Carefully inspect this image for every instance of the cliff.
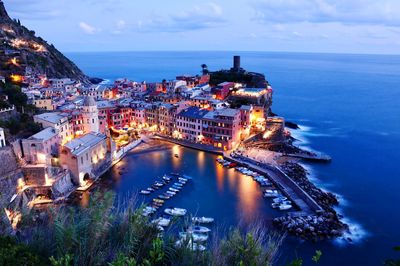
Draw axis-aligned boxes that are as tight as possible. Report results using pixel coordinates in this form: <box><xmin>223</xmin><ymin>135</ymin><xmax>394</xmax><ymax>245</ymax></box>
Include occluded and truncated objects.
<box><xmin>0</xmin><ymin>1</ymin><xmax>90</xmax><ymax>84</ymax></box>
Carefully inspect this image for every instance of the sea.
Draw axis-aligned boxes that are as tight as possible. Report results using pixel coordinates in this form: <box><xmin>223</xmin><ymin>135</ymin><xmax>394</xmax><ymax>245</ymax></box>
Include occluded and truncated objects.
<box><xmin>67</xmin><ymin>51</ymin><xmax>400</xmax><ymax>265</ymax></box>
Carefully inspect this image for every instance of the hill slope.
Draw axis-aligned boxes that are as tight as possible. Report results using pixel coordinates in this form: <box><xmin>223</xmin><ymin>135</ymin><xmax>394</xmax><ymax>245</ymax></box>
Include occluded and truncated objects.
<box><xmin>0</xmin><ymin>1</ymin><xmax>90</xmax><ymax>84</ymax></box>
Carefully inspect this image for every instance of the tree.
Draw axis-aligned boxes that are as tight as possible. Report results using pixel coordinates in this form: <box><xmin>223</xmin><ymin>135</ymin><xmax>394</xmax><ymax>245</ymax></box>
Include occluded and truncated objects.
<box><xmin>201</xmin><ymin>64</ymin><xmax>208</xmax><ymax>75</ymax></box>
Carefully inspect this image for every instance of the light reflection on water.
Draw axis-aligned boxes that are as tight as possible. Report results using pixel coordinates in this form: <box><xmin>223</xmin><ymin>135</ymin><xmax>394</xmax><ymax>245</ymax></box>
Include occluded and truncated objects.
<box><xmin>83</xmin><ymin>144</ymin><xmax>280</xmax><ymax>229</ymax></box>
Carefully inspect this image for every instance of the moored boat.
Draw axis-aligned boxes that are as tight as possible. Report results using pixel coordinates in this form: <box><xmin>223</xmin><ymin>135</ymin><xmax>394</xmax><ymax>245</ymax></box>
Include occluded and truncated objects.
<box><xmin>164</xmin><ymin>207</ymin><xmax>187</xmax><ymax>216</ymax></box>
<box><xmin>189</xmin><ymin>225</ymin><xmax>211</xmax><ymax>233</ymax></box>
<box><xmin>179</xmin><ymin>232</ymin><xmax>208</xmax><ymax>242</ymax></box>
<box><xmin>192</xmin><ymin>216</ymin><xmax>214</xmax><ymax>224</ymax></box>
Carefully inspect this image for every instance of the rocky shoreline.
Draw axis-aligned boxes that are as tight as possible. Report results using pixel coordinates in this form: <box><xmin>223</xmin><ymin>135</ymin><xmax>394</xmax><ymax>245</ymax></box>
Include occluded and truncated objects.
<box><xmin>273</xmin><ymin>162</ymin><xmax>349</xmax><ymax>241</ymax></box>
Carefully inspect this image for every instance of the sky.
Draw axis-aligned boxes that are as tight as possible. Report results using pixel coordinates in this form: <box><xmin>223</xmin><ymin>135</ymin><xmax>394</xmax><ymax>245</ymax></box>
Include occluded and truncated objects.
<box><xmin>3</xmin><ymin>0</ymin><xmax>400</xmax><ymax>54</ymax></box>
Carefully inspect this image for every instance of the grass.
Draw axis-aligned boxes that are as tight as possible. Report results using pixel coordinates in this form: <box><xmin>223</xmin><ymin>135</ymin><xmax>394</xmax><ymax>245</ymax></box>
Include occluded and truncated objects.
<box><xmin>0</xmin><ymin>191</ymin><xmax>284</xmax><ymax>265</ymax></box>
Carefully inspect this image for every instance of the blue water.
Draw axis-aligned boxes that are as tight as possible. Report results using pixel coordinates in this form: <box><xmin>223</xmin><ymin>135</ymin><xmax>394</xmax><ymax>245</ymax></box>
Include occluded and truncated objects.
<box><xmin>67</xmin><ymin>51</ymin><xmax>400</xmax><ymax>265</ymax></box>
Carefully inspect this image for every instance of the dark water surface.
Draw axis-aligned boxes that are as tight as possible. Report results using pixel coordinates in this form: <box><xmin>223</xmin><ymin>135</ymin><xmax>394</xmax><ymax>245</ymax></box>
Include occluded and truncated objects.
<box><xmin>68</xmin><ymin>51</ymin><xmax>400</xmax><ymax>265</ymax></box>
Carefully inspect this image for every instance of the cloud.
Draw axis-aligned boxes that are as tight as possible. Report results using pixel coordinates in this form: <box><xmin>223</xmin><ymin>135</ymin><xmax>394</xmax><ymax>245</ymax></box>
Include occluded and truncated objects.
<box><xmin>253</xmin><ymin>0</ymin><xmax>400</xmax><ymax>26</ymax></box>
<box><xmin>79</xmin><ymin>22</ymin><xmax>100</xmax><ymax>34</ymax></box>
<box><xmin>112</xmin><ymin>19</ymin><xmax>126</xmax><ymax>34</ymax></box>
<box><xmin>4</xmin><ymin>0</ymin><xmax>62</xmax><ymax>20</ymax></box>
<box><xmin>139</xmin><ymin>2</ymin><xmax>226</xmax><ymax>32</ymax></box>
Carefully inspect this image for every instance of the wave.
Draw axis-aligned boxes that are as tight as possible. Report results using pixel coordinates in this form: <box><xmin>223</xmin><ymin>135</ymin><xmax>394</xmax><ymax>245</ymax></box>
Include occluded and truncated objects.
<box><xmin>333</xmin><ymin>215</ymin><xmax>369</xmax><ymax>246</ymax></box>
<box><xmin>294</xmin><ymin>126</ymin><xmax>367</xmax><ymax>245</ymax></box>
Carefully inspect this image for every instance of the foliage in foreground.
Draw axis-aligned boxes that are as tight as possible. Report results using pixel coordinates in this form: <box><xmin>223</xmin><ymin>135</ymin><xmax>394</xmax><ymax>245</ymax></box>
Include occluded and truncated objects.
<box><xmin>1</xmin><ymin>191</ymin><xmax>284</xmax><ymax>266</ymax></box>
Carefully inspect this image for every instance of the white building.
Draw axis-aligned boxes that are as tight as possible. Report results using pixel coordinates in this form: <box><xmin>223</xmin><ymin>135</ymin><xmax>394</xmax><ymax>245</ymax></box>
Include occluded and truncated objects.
<box><xmin>34</xmin><ymin>112</ymin><xmax>73</xmax><ymax>144</ymax></box>
<box><xmin>0</xmin><ymin>127</ymin><xmax>5</xmax><ymax>147</ymax></box>
<box><xmin>49</xmin><ymin>78</ymin><xmax>74</xmax><ymax>89</ymax></box>
<box><xmin>81</xmin><ymin>96</ymin><xmax>100</xmax><ymax>134</ymax></box>
<box><xmin>21</xmin><ymin>127</ymin><xmax>59</xmax><ymax>165</ymax></box>
<box><xmin>60</xmin><ymin>132</ymin><xmax>108</xmax><ymax>186</ymax></box>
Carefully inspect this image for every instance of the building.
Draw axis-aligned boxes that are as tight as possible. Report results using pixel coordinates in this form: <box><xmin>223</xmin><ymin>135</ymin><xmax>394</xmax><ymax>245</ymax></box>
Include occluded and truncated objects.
<box><xmin>211</xmin><ymin>82</ymin><xmax>234</xmax><ymax>100</ymax></box>
<box><xmin>34</xmin><ymin>112</ymin><xmax>73</xmax><ymax>144</ymax></box>
<box><xmin>21</xmin><ymin>127</ymin><xmax>59</xmax><ymax>165</ymax></box>
<box><xmin>60</xmin><ymin>132</ymin><xmax>108</xmax><ymax>186</ymax></box>
<box><xmin>230</xmin><ymin>87</ymin><xmax>272</xmax><ymax>106</ymax></box>
<box><xmin>81</xmin><ymin>96</ymin><xmax>100</xmax><ymax>134</ymax></box>
<box><xmin>202</xmin><ymin>108</ymin><xmax>241</xmax><ymax>150</ymax></box>
<box><xmin>0</xmin><ymin>127</ymin><xmax>5</xmax><ymax>147</ymax></box>
<box><xmin>175</xmin><ymin>106</ymin><xmax>208</xmax><ymax>142</ymax></box>
<box><xmin>33</xmin><ymin>97</ymin><xmax>55</xmax><ymax>111</ymax></box>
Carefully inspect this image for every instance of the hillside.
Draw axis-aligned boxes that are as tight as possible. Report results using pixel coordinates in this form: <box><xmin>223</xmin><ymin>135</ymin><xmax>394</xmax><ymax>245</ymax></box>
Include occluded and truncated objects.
<box><xmin>0</xmin><ymin>1</ymin><xmax>90</xmax><ymax>84</ymax></box>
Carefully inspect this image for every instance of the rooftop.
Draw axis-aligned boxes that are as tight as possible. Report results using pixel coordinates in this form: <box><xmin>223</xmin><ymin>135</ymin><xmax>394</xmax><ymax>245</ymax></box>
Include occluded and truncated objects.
<box><xmin>64</xmin><ymin>132</ymin><xmax>106</xmax><ymax>156</ymax></box>
<box><xmin>204</xmin><ymin>108</ymin><xmax>239</xmax><ymax>119</ymax></box>
<box><xmin>34</xmin><ymin>112</ymin><xmax>68</xmax><ymax>124</ymax></box>
<box><xmin>177</xmin><ymin>106</ymin><xmax>209</xmax><ymax>119</ymax></box>
<box><xmin>28</xmin><ymin>127</ymin><xmax>58</xmax><ymax>141</ymax></box>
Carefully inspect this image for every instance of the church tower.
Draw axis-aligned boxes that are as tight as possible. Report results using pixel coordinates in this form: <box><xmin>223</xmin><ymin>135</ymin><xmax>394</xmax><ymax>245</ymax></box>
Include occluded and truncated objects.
<box><xmin>82</xmin><ymin>96</ymin><xmax>99</xmax><ymax>134</ymax></box>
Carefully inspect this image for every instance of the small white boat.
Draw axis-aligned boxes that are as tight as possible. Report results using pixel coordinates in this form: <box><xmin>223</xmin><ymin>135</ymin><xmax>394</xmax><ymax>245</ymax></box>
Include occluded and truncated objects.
<box><xmin>173</xmin><ymin>182</ymin><xmax>183</xmax><ymax>187</ymax></box>
<box><xmin>140</xmin><ymin>189</ymin><xmax>151</xmax><ymax>195</ymax></box>
<box><xmin>264</xmin><ymin>189</ymin><xmax>281</xmax><ymax>198</ymax></box>
<box><xmin>179</xmin><ymin>232</ymin><xmax>208</xmax><ymax>242</ymax></box>
<box><xmin>189</xmin><ymin>225</ymin><xmax>211</xmax><ymax>233</ymax></box>
<box><xmin>279</xmin><ymin>204</ymin><xmax>292</xmax><ymax>210</ymax></box>
<box><xmin>272</xmin><ymin>197</ymin><xmax>288</xmax><ymax>203</ymax></box>
<box><xmin>152</xmin><ymin>217</ymin><xmax>171</xmax><ymax>227</ymax></box>
<box><xmin>166</xmin><ymin>191</ymin><xmax>176</xmax><ymax>196</ymax></box>
<box><xmin>192</xmin><ymin>216</ymin><xmax>214</xmax><ymax>224</ymax></box>
<box><xmin>162</xmin><ymin>175</ymin><xmax>171</xmax><ymax>181</ymax></box>
<box><xmin>169</xmin><ymin>187</ymin><xmax>180</xmax><ymax>192</ymax></box>
<box><xmin>183</xmin><ymin>175</ymin><xmax>193</xmax><ymax>180</ymax></box>
<box><xmin>164</xmin><ymin>207</ymin><xmax>187</xmax><ymax>216</ymax></box>
<box><xmin>154</xmin><ymin>182</ymin><xmax>164</xmax><ymax>187</ymax></box>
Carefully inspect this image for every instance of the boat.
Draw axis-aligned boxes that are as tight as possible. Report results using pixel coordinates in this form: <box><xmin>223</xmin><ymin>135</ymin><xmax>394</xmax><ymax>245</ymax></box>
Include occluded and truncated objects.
<box><xmin>164</xmin><ymin>207</ymin><xmax>187</xmax><ymax>216</ymax></box>
<box><xmin>158</xmin><ymin>194</ymin><xmax>171</xmax><ymax>200</ymax></box>
<box><xmin>169</xmin><ymin>187</ymin><xmax>180</xmax><ymax>192</ymax></box>
<box><xmin>228</xmin><ymin>162</ymin><xmax>237</xmax><ymax>168</ymax></box>
<box><xmin>147</xmin><ymin>187</ymin><xmax>155</xmax><ymax>192</ymax></box>
<box><xmin>154</xmin><ymin>182</ymin><xmax>164</xmax><ymax>187</ymax></box>
<box><xmin>173</xmin><ymin>182</ymin><xmax>183</xmax><ymax>187</ymax></box>
<box><xmin>279</xmin><ymin>204</ymin><xmax>292</xmax><ymax>210</ymax></box>
<box><xmin>264</xmin><ymin>190</ymin><xmax>281</xmax><ymax>198</ymax></box>
<box><xmin>272</xmin><ymin>197</ymin><xmax>288</xmax><ymax>203</ymax></box>
<box><xmin>182</xmin><ymin>175</ymin><xmax>193</xmax><ymax>180</ymax></box>
<box><xmin>152</xmin><ymin>217</ymin><xmax>171</xmax><ymax>227</ymax></box>
<box><xmin>166</xmin><ymin>191</ymin><xmax>176</xmax><ymax>196</ymax></box>
<box><xmin>153</xmin><ymin>199</ymin><xmax>164</xmax><ymax>204</ymax></box>
<box><xmin>179</xmin><ymin>232</ymin><xmax>208</xmax><ymax>242</ymax></box>
<box><xmin>162</xmin><ymin>175</ymin><xmax>171</xmax><ymax>181</ymax></box>
<box><xmin>178</xmin><ymin>177</ymin><xmax>188</xmax><ymax>182</ymax></box>
<box><xmin>192</xmin><ymin>216</ymin><xmax>214</xmax><ymax>224</ymax></box>
<box><xmin>189</xmin><ymin>225</ymin><xmax>211</xmax><ymax>233</ymax></box>
<box><xmin>174</xmin><ymin>154</ymin><xmax>179</xmax><ymax>158</ymax></box>
<box><xmin>139</xmin><ymin>189</ymin><xmax>151</xmax><ymax>195</ymax></box>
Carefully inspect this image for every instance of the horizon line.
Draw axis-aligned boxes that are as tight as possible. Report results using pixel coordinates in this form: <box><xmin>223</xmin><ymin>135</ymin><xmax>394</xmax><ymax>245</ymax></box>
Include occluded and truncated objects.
<box><xmin>62</xmin><ymin>49</ymin><xmax>400</xmax><ymax>57</ymax></box>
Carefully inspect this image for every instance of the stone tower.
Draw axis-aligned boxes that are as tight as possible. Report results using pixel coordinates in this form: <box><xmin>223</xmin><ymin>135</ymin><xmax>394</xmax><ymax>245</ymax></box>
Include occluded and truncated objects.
<box><xmin>82</xmin><ymin>95</ymin><xmax>99</xmax><ymax>134</ymax></box>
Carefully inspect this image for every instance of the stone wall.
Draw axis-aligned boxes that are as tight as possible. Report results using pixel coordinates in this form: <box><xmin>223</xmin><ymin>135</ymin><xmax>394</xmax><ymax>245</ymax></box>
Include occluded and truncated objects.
<box><xmin>0</xmin><ymin>146</ymin><xmax>19</xmax><ymax>177</ymax></box>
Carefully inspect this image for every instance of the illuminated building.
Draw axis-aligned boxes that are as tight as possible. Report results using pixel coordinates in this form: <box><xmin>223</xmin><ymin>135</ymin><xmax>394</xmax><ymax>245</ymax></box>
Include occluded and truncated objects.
<box><xmin>60</xmin><ymin>132</ymin><xmax>108</xmax><ymax>186</ymax></box>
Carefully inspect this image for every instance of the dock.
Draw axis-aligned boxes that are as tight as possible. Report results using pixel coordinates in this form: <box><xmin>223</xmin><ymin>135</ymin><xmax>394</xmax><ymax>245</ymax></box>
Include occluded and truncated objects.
<box><xmin>224</xmin><ymin>154</ymin><xmax>324</xmax><ymax>216</ymax></box>
<box><xmin>283</xmin><ymin>152</ymin><xmax>331</xmax><ymax>162</ymax></box>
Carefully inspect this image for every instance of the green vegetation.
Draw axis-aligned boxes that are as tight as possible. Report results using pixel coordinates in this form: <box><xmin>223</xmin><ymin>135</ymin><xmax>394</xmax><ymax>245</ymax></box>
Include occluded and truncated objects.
<box><xmin>0</xmin><ymin>81</ymin><xmax>41</xmax><ymax>136</ymax></box>
<box><xmin>0</xmin><ymin>192</ymin><xmax>284</xmax><ymax>266</ymax></box>
<box><xmin>210</xmin><ymin>71</ymin><xmax>254</xmax><ymax>86</ymax></box>
<box><xmin>384</xmin><ymin>246</ymin><xmax>400</xmax><ymax>266</ymax></box>
<box><xmin>0</xmin><ymin>236</ymin><xmax>46</xmax><ymax>265</ymax></box>
<box><xmin>0</xmin><ymin>82</ymin><xmax>28</xmax><ymax>111</ymax></box>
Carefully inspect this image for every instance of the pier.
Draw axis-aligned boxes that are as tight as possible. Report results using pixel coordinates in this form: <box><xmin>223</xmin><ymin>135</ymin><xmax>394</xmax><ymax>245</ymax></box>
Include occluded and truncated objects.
<box><xmin>224</xmin><ymin>154</ymin><xmax>324</xmax><ymax>216</ymax></box>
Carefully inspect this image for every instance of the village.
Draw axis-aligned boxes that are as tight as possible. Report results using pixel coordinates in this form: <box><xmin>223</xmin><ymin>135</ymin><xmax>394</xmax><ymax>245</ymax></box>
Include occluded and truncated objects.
<box><xmin>0</xmin><ymin>56</ymin><xmax>286</xmax><ymax>222</ymax></box>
